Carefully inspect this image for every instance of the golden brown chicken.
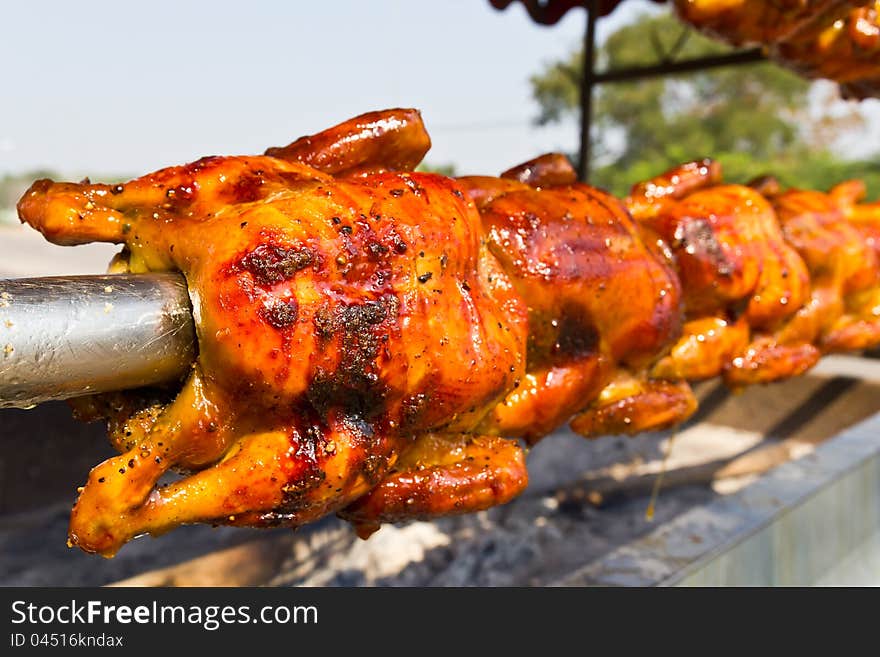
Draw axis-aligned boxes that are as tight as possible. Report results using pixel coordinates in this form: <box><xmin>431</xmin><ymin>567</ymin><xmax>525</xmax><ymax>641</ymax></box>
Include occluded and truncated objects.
<box><xmin>459</xmin><ymin>155</ymin><xmax>695</xmax><ymax>442</ymax></box>
<box><xmin>674</xmin><ymin>1</ymin><xmax>862</xmax><ymax>45</ymax></box>
<box><xmin>775</xmin><ymin>1</ymin><xmax>880</xmax><ymax>99</ymax></box>
<box><xmin>674</xmin><ymin>0</ymin><xmax>880</xmax><ymax>99</ymax></box>
<box><xmin>756</xmin><ymin>178</ymin><xmax>880</xmax><ymax>351</ymax></box>
<box><xmin>18</xmin><ymin>109</ymin><xmax>537</xmax><ymax>555</ymax></box>
<box><xmin>836</xmin><ymin>179</ymin><xmax>880</xmax><ymax>261</ymax></box>
<box><xmin>17</xmin><ymin>109</ymin><xmax>880</xmax><ymax>557</ymax></box>
<box><xmin>18</xmin><ymin>107</ymin><xmax>699</xmax><ymax>556</ymax></box>
<box><xmin>627</xmin><ymin>160</ymin><xmax>819</xmax><ymax>386</ymax></box>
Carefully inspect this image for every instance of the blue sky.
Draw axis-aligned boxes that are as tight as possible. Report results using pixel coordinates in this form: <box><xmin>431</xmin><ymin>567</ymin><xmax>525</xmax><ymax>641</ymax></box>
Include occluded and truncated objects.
<box><xmin>0</xmin><ymin>0</ymin><xmax>664</xmax><ymax>178</ymax></box>
<box><xmin>3</xmin><ymin>0</ymin><xmax>876</xmax><ymax>180</ymax></box>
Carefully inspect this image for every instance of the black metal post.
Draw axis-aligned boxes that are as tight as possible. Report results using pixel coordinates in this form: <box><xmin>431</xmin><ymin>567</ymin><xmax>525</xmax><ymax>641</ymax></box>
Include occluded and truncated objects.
<box><xmin>570</xmin><ymin>2</ymin><xmax>766</xmax><ymax>182</ymax></box>
<box><xmin>577</xmin><ymin>0</ymin><xmax>598</xmax><ymax>182</ymax></box>
<box><xmin>595</xmin><ymin>48</ymin><xmax>766</xmax><ymax>84</ymax></box>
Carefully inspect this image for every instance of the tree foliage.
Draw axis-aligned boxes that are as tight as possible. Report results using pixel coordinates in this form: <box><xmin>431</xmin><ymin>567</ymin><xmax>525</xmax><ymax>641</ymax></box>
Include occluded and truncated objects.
<box><xmin>530</xmin><ymin>13</ymin><xmax>879</xmax><ymax>198</ymax></box>
<box><xmin>416</xmin><ymin>162</ymin><xmax>457</xmax><ymax>176</ymax></box>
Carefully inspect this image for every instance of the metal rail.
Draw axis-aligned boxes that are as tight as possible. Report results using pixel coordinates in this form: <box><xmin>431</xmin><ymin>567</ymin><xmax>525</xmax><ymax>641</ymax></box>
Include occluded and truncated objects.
<box><xmin>576</xmin><ymin>0</ymin><xmax>767</xmax><ymax>180</ymax></box>
<box><xmin>0</xmin><ymin>273</ymin><xmax>196</xmax><ymax>408</ymax></box>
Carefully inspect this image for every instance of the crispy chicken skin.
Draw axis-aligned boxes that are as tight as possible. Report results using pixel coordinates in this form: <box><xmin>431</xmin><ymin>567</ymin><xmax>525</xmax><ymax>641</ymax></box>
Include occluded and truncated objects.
<box><xmin>339</xmin><ymin>433</ymin><xmax>527</xmax><ymax>537</ymax></box>
<box><xmin>460</xmin><ymin>155</ymin><xmax>695</xmax><ymax>442</ymax></box>
<box><xmin>17</xmin><ymin>109</ymin><xmax>697</xmax><ymax>555</ymax></box>
<box><xmin>628</xmin><ymin>160</ymin><xmax>819</xmax><ymax>386</ymax></box>
<box><xmin>18</xmin><ymin>111</ymin><xmax>880</xmax><ymax>556</ymax></box>
<box><xmin>838</xmin><ymin>179</ymin><xmax>880</xmax><ymax>263</ymax></box>
<box><xmin>760</xmin><ymin>179</ymin><xmax>880</xmax><ymax>352</ymax></box>
<box><xmin>19</xmin><ymin>109</ymin><xmax>530</xmax><ymax>555</ymax></box>
<box><xmin>674</xmin><ymin>1</ymin><xmax>880</xmax><ymax>99</ymax></box>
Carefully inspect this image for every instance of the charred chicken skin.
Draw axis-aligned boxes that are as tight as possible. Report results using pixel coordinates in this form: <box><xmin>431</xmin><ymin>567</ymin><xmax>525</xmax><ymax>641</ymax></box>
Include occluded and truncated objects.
<box><xmin>18</xmin><ymin>109</ymin><xmax>696</xmax><ymax>556</ymax></box>
<box><xmin>16</xmin><ymin>110</ymin><xmax>880</xmax><ymax>556</ymax></box>
<box><xmin>459</xmin><ymin>155</ymin><xmax>695</xmax><ymax>443</ymax></box>
<box><xmin>19</xmin><ymin>109</ymin><xmax>535</xmax><ymax>555</ymax></box>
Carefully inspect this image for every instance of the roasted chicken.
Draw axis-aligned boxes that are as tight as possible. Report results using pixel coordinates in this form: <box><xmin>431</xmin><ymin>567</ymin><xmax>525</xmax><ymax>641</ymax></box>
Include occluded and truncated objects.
<box><xmin>15</xmin><ymin>110</ymin><xmax>880</xmax><ymax>556</ymax></box>
<box><xmin>674</xmin><ymin>0</ymin><xmax>880</xmax><ymax>99</ymax></box>
<box><xmin>17</xmin><ymin>109</ymin><xmax>698</xmax><ymax>555</ymax></box>
<box><xmin>627</xmin><ymin>159</ymin><xmax>880</xmax><ymax>385</ymax></box>
<box><xmin>837</xmin><ymin>179</ymin><xmax>880</xmax><ymax>262</ymax></box>
<box><xmin>459</xmin><ymin>154</ymin><xmax>695</xmax><ymax>443</ymax></box>
<box><xmin>757</xmin><ymin>176</ymin><xmax>880</xmax><ymax>351</ymax></box>
<box><xmin>674</xmin><ymin>1</ymin><xmax>863</xmax><ymax>46</ymax></box>
<box><xmin>19</xmin><ymin>109</ymin><xmax>535</xmax><ymax>555</ymax></box>
<box><xmin>777</xmin><ymin>1</ymin><xmax>880</xmax><ymax>99</ymax></box>
<box><xmin>627</xmin><ymin>160</ymin><xmax>818</xmax><ymax>386</ymax></box>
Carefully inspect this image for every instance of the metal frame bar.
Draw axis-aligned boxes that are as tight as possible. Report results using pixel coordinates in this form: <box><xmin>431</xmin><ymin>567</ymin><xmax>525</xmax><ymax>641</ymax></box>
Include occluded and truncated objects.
<box><xmin>577</xmin><ymin>0</ymin><xmax>599</xmax><ymax>181</ymax></box>
<box><xmin>576</xmin><ymin>0</ymin><xmax>767</xmax><ymax>181</ymax></box>
<box><xmin>553</xmin><ymin>370</ymin><xmax>880</xmax><ymax>586</ymax></box>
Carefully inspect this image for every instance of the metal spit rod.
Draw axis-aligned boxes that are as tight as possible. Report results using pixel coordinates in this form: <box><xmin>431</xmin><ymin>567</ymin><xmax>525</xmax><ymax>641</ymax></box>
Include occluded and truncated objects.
<box><xmin>0</xmin><ymin>273</ymin><xmax>196</xmax><ymax>409</ymax></box>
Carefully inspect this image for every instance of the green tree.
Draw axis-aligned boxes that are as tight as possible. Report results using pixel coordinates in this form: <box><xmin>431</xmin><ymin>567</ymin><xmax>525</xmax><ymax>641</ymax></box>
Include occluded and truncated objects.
<box><xmin>416</xmin><ymin>162</ymin><xmax>457</xmax><ymax>176</ymax></box>
<box><xmin>531</xmin><ymin>12</ymin><xmax>879</xmax><ymax>198</ymax></box>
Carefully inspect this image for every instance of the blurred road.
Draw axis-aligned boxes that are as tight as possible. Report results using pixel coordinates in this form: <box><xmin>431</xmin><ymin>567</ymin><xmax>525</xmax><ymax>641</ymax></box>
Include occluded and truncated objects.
<box><xmin>0</xmin><ymin>224</ymin><xmax>119</xmax><ymax>277</ymax></box>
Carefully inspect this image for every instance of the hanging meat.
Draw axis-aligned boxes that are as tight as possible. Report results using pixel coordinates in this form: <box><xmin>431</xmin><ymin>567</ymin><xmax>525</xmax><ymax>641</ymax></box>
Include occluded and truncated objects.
<box><xmin>674</xmin><ymin>0</ymin><xmax>880</xmax><ymax>98</ymax></box>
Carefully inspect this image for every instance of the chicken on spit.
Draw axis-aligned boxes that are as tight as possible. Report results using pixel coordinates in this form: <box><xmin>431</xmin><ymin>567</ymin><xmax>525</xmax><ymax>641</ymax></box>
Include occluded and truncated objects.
<box><xmin>18</xmin><ymin>109</ymin><xmax>697</xmax><ymax>556</ymax></box>
<box><xmin>626</xmin><ymin>160</ymin><xmax>819</xmax><ymax>386</ymax></box>
<box><xmin>627</xmin><ymin>159</ymin><xmax>880</xmax><ymax>385</ymax></box>
<box><xmin>458</xmin><ymin>155</ymin><xmax>695</xmax><ymax>444</ymax></box>
<box><xmin>19</xmin><ymin>109</ymin><xmax>538</xmax><ymax>554</ymax></box>
<box><xmin>17</xmin><ymin>110</ymin><xmax>880</xmax><ymax>557</ymax></box>
<box><xmin>753</xmin><ymin>176</ymin><xmax>880</xmax><ymax>352</ymax></box>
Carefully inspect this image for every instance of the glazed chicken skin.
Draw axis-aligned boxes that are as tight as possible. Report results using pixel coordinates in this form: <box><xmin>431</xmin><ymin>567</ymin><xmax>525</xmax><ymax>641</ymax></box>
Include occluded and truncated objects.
<box><xmin>18</xmin><ymin>109</ymin><xmax>532</xmax><ymax>555</ymax></box>
<box><xmin>836</xmin><ymin>179</ymin><xmax>880</xmax><ymax>262</ymax></box>
<box><xmin>20</xmin><ymin>108</ymin><xmax>880</xmax><ymax>557</ymax></box>
<box><xmin>674</xmin><ymin>0</ymin><xmax>880</xmax><ymax>99</ymax></box>
<box><xmin>459</xmin><ymin>155</ymin><xmax>695</xmax><ymax>443</ymax></box>
<box><xmin>774</xmin><ymin>1</ymin><xmax>880</xmax><ymax>99</ymax></box>
<box><xmin>17</xmin><ymin>109</ymin><xmax>700</xmax><ymax>556</ymax></box>
<box><xmin>627</xmin><ymin>160</ymin><xmax>818</xmax><ymax>386</ymax></box>
<box><xmin>755</xmin><ymin>177</ymin><xmax>880</xmax><ymax>351</ymax></box>
<box><xmin>673</xmin><ymin>0</ymin><xmax>860</xmax><ymax>45</ymax></box>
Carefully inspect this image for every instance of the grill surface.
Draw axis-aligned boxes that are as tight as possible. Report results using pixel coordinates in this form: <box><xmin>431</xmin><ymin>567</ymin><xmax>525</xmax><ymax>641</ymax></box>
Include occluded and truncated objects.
<box><xmin>2</xmin><ymin>357</ymin><xmax>879</xmax><ymax>586</ymax></box>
